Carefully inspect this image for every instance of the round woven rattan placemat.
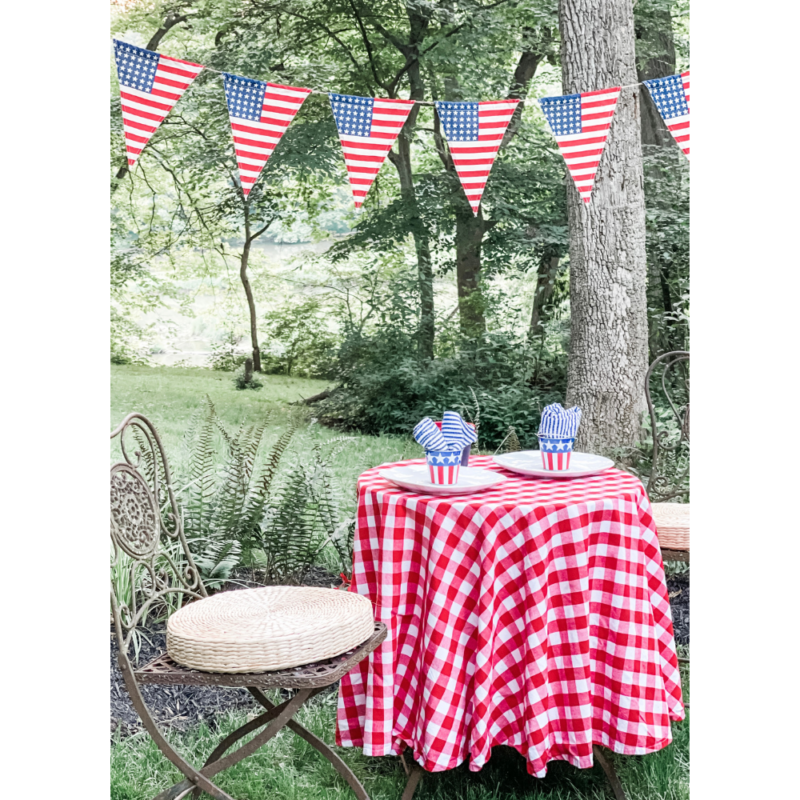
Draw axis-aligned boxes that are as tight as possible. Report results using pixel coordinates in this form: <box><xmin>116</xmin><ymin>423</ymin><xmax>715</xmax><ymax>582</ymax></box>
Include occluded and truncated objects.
<box><xmin>167</xmin><ymin>586</ymin><xmax>375</xmax><ymax>673</ymax></box>
<box><xmin>652</xmin><ymin>502</ymin><xmax>690</xmax><ymax>551</ymax></box>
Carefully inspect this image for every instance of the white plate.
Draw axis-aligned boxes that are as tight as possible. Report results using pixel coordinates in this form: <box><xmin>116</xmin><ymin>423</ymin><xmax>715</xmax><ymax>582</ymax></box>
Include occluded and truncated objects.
<box><xmin>493</xmin><ymin>450</ymin><xmax>614</xmax><ymax>479</ymax></box>
<box><xmin>378</xmin><ymin>465</ymin><xmax>508</xmax><ymax>496</ymax></box>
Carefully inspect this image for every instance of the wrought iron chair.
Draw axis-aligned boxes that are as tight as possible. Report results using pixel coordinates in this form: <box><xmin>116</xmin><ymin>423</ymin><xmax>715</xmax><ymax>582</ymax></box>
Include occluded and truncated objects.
<box><xmin>645</xmin><ymin>351</ymin><xmax>690</xmax><ymax>563</ymax></box>
<box><xmin>111</xmin><ymin>412</ymin><xmax>387</xmax><ymax>800</ymax></box>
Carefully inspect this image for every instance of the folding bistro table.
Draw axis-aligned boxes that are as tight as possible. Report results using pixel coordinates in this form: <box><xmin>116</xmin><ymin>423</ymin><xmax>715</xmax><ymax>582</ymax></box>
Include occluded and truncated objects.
<box><xmin>336</xmin><ymin>456</ymin><xmax>685</xmax><ymax>798</ymax></box>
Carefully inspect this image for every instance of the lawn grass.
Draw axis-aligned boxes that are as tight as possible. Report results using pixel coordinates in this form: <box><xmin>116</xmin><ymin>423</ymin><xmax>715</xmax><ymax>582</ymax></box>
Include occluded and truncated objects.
<box><xmin>111</xmin><ymin>365</ymin><xmax>417</xmax><ymax>519</ymax></box>
<box><xmin>110</xmin><ymin>365</ymin><xmax>689</xmax><ymax>799</ymax></box>
<box><xmin>111</xmin><ymin>678</ymin><xmax>689</xmax><ymax>800</ymax></box>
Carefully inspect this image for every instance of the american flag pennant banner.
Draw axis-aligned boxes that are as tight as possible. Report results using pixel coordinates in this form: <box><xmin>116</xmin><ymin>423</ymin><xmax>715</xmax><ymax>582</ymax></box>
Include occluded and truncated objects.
<box><xmin>435</xmin><ymin>100</ymin><xmax>519</xmax><ymax>215</ymax></box>
<box><xmin>538</xmin><ymin>87</ymin><xmax>620</xmax><ymax>204</ymax></box>
<box><xmin>329</xmin><ymin>94</ymin><xmax>414</xmax><ymax>209</ymax></box>
<box><xmin>222</xmin><ymin>75</ymin><xmax>312</xmax><ymax>197</ymax></box>
<box><xmin>113</xmin><ymin>39</ymin><xmax>204</xmax><ymax>167</ymax></box>
<box><xmin>643</xmin><ymin>71</ymin><xmax>690</xmax><ymax>160</ymax></box>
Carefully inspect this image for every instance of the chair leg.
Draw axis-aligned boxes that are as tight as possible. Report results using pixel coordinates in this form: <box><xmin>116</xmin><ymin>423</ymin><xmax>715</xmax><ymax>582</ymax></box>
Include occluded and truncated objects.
<box><xmin>592</xmin><ymin>745</ymin><xmax>627</xmax><ymax>800</ymax></box>
<box><xmin>249</xmin><ymin>688</ymin><xmax>372</xmax><ymax>800</ymax></box>
<box><xmin>118</xmin><ymin>654</ymin><xmax>235</xmax><ymax>800</ymax></box>
<box><xmin>151</xmin><ymin>688</ymin><xmax>312</xmax><ymax>800</ymax></box>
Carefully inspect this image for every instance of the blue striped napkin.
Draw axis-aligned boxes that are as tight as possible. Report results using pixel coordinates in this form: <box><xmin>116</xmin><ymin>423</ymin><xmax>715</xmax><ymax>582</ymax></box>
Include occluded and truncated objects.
<box><xmin>413</xmin><ymin>411</ymin><xmax>477</xmax><ymax>451</ymax></box>
<box><xmin>538</xmin><ymin>403</ymin><xmax>582</xmax><ymax>438</ymax></box>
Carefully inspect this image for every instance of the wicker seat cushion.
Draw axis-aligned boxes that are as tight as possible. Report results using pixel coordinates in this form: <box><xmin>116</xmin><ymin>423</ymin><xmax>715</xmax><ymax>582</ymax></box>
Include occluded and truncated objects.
<box><xmin>166</xmin><ymin>586</ymin><xmax>375</xmax><ymax>674</ymax></box>
<box><xmin>651</xmin><ymin>502</ymin><xmax>690</xmax><ymax>552</ymax></box>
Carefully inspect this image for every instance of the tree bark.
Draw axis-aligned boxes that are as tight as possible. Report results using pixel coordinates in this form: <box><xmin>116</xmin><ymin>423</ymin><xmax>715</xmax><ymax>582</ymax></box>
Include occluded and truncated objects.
<box><xmin>455</xmin><ymin>210</ymin><xmax>489</xmax><ymax>336</ymax></box>
<box><xmin>241</xmin><ymin>203</ymin><xmax>262</xmax><ymax>372</ymax></box>
<box><xmin>529</xmin><ymin>252</ymin><xmax>561</xmax><ymax>337</ymax></box>
<box><xmin>559</xmin><ymin>0</ymin><xmax>650</xmax><ymax>453</ymax></box>
<box><xmin>448</xmin><ymin>34</ymin><xmax>547</xmax><ymax>338</ymax></box>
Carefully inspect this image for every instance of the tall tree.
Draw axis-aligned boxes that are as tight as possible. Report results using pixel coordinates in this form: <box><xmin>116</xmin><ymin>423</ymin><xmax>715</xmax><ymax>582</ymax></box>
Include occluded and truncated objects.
<box><xmin>634</xmin><ymin>0</ymin><xmax>683</xmax><ymax>358</ymax></box>
<box><xmin>559</xmin><ymin>0</ymin><xmax>649</xmax><ymax>452</ymax></box>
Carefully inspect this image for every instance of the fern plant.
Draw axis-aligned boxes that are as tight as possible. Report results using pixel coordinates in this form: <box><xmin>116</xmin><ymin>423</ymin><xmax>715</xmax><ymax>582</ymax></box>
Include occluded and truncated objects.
<box><xmin>255</xmin><ymin>441</ymin><xmax>351</xmax><ymax>584</ymax></box>
<box><xmin>175</xmin><ymin>396</ymin><xmax>298</xmax><ymax>587</ymax></box>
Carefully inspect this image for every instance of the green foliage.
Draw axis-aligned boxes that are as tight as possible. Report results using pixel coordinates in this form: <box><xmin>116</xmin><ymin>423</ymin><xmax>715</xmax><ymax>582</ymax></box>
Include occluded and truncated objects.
<box><xmin>318</xmin><ymin>323</ymin><xmax>565</xmax><ymax>449</ymax></box>
<box><xmin>261</xmin><ymin>297</ymin><xmax>338</xmax><ymax>378</ymax></box>
<box><xmin>254</xmin><ymin>440</ymin><xmax>350</xmax><ymax>583</ymax></box>
<box><xmin>233</xmin><ymin>366</ymin><xmax>263</xmax><ymax>390</ymax></box>
<box><xmin>208</xmin><ymin>332</ymin><xmax>247</xmax><ymax>372</ymax></box>
<box><xmin>177</xmin><ymin>397</ymin><xmax>297</xmax><ymax>585</ymax></box>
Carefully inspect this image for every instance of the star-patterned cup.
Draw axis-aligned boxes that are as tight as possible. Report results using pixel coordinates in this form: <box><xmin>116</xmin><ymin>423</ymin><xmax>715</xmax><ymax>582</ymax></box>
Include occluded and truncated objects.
<box><xmin>537</xmin><ymin>435</ymin><xmax>574</xmax><ymax>471</ymax></box>
<box><xmin>425</xmin><ymin>449</ymin><xmax>462</xmax><ymax>485</ymax></box>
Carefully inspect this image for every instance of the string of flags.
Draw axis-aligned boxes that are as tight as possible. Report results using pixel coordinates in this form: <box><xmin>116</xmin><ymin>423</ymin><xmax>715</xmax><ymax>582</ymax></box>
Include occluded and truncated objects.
<box><xmin>112</xmin><ymin>39</ymin><xmax>690</xmax><ymax>210</ymax></box>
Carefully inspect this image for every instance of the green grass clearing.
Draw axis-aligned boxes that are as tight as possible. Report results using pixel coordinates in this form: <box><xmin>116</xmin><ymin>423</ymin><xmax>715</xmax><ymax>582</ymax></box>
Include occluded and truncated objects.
<box><xmin>111</xmin><ymin>680</ymin><xmax>689</xmax><ymax>800</ymax></box>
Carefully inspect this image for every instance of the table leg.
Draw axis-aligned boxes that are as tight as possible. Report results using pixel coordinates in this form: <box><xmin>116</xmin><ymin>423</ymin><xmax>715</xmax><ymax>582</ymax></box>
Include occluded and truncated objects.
<box><xmin>592</xmin><ymin>745</ymin><xmax>627</xmax><ymax>800</ymax></box>
<box><xmin>400</xmin><ymin>765</ymin><xmax>424</xmax><ymax>800</ymax></box>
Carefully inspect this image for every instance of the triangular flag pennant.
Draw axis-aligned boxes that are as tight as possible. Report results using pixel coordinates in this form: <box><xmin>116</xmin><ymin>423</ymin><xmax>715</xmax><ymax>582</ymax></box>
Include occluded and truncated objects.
<box><xmin>113</xmin><ymin>39</ymin><xmax>204</xmax><ymax>167</ymax></box>
<box><xmin>222</xmin><ymin>75</ymin><xmax>312</xmax><ymax>197</ymax></box>
<box><xmin>434</xmin><ymin>100</ymin><xmax>519</xmax><ymax>215</ymax></box>
<box><xmin>643</xmin><ymin>71</ymin><xmax>690</xmax><ymax>160</ymax></box>
<box><xmin>329</xmin><ymin>94</ymin><xmax>414</xmax><ymax>208</ymax></box>
<box><xmin>538</xmin><ymin>88</ymin><xmax>620</xmax><ymax>204</ymax></box>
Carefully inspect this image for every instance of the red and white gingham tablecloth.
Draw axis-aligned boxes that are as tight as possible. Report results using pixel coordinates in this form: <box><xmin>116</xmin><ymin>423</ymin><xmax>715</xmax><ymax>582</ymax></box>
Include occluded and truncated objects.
<box><xmin>335</xmin><ymin>456</ymin><xmax>685</xmax><ymax>778</ymax></box>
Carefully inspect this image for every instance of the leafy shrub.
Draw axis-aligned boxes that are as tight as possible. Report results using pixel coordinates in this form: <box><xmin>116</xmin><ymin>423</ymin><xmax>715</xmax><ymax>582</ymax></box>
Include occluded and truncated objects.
<box><xmin>208</xmin><ymin>332</ymin><xmax>248</xmax><ymax>372</ymax></box>
<box><xmin>234</xmin><ymin>358</ymin><xmax>263</xmax><ymax>390</ymax></box>
<box><xmin>317</xmin><ymin>329</ymin><xmax>565</xmax><ymax>449</ymax></box>
<box><xmin>260</xmin><ymin>297</ymin><xmax>339</xmax><ymax>378</ymax></box>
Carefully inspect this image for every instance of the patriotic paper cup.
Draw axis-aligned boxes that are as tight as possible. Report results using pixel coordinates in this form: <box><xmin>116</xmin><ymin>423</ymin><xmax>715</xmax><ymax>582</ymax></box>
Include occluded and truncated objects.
<box><xmin>434</xmin><ymin>420</ymin><xmax>476</xmax><ymax>466</ymax></box>
<box><xmin>537</xmin><ymin>436</ymin><xmax>575</xmax><ymax>471</ymax></box>
<box><xmin>426</xmin><ymin>449</ymin><xmax>462</xmax><ymax>485</ymax></box>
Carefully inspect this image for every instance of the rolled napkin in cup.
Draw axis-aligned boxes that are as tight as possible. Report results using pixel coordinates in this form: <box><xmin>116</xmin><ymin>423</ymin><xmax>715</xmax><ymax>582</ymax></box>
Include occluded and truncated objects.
<box><xmin>413</xmin><ymin>411</ymin><xmax>477</xmax><ymax>484</ymax></box>
<box><xmin>537</xmin><ymin>403</ymin><xmax>582</xmax><ymax>470</ymax></box>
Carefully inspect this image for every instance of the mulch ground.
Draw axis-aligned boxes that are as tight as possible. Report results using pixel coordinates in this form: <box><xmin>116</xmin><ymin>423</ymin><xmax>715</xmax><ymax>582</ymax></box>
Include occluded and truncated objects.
<box><xmin>111</xmin><ymin>567</ymin><xmax>690</xmax><ymax>737</ymax></box>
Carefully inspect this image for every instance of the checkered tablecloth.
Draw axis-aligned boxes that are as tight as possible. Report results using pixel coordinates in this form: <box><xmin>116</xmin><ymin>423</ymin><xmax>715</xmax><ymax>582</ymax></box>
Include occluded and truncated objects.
<box><xmin>335</xmin><ymin>456</ymin><xmax>685</xmax><ymax>778</ymax></box>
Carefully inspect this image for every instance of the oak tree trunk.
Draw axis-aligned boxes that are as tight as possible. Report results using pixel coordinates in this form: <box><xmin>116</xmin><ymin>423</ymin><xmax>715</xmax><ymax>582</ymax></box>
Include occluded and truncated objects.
<box><xmin>559</xmin><ymin>0</ymin><xmax>650</xmax><ymax>453</ymax></box>
<box><xmin>455</xmin><ymin>210</ymin><xmax>488</xmax><ymax>337</ymax></box>
<box><xmin>529</xmin><ymin>252</ymin><xmax>562</xmax><ymax>337</ymax></box>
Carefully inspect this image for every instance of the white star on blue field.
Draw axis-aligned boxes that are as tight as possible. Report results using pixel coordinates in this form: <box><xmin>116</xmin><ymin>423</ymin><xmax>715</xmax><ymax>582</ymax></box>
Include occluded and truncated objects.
<box><xmin>331</xmin><ymin>94</ymin><xmax>375</xmax><ymax>136</ymax></box>
<box><xmin>436</xmin><ymin>102</ymin><xmax>480</xmax><ymax>141</ymax></box>
<box><xmin>539</xmin><ymin>94</ymin><xmax>582</xmax><ymax>136</ymax></box>
<box><xmin>223</xmin><ymin>74</ymin><xmax>267</xmax><ymax>122</ymax></box>
<box><xmin>645</xmin><ymin>74</ymin><xmax>688</xmax><ymax>119</ymax></box>
<box><xmin>114</xmin><ymin>40</ymin><xmax>159</xmax><ymax>93</ymax></box>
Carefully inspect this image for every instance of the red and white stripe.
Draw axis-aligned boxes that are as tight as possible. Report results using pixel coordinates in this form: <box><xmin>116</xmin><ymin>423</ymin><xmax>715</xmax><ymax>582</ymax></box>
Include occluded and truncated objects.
<box><xmin>666</xmin><ymin>71</ymin><xmax>690</xmax><ymax>160</ymax></box>
<box><xmin>550</xmin><ymin>87</ymin><xmax>620</xmax><ymax>204</ymax></box>
<box><xmin>228</xmin><ymin>83</ymin><xmax>311</xmax><ymax>197</ymax></box>
<box><xmin>541</xmin><ymin>450</ymin><xmax>571</xmax><ymax>471</ymax></box>
<box><xmin>119</xmin><ymin>55</ymin><xmax>203</xmax><ymax>167</ymax></box>
<box><xmin>428</xmin><ymin>464</ymin><xmax>460</xmax><ymax>485</ymax></box>
<box><xmin>444</xmin><ymin>100</ymin><xmax>519</xmax><ymax>215</ymax></box>
<box><xmin>335</xmin><ymin>98</ymin><xmax>414</xmax><ymax>208</ymax></box>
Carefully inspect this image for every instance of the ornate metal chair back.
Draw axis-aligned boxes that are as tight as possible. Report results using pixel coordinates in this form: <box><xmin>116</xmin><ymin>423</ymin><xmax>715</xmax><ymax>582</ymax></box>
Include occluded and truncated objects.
<box><xmin>110</xmin><ymin>413</ymin><xmax>207</xmax><ymax>662</ymax></box>
<box><xmin>645</xmin><ymin>351</ymin><xmax>690</xmax><ymax>502</ymax></box>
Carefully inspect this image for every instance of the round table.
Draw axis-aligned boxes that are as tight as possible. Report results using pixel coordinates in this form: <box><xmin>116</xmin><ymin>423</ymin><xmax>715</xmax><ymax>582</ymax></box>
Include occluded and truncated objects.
<box><xmin>336</xmin><ymin>456</ymin><xmax>685</xmax><ymax>779</ymax></box>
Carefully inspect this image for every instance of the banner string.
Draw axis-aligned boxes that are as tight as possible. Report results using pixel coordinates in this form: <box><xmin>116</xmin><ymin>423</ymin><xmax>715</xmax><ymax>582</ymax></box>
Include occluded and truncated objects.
<box><xmin>191</xmin><ymin>63</ymin><xmax>650</xmax><ymax>105</ymax></box>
